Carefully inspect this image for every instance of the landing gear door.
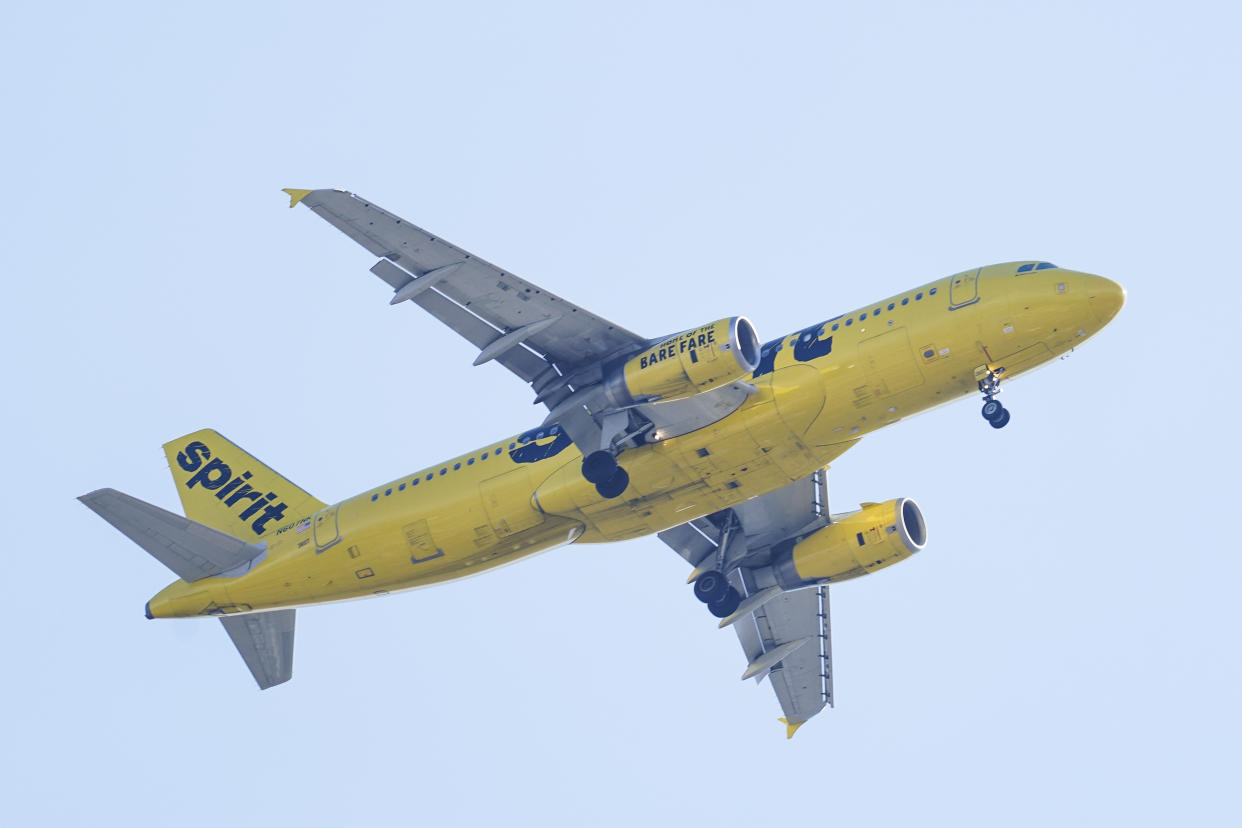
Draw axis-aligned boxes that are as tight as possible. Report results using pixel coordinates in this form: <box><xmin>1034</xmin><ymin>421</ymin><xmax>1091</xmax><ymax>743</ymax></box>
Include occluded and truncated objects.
<box><xmin>949</xmin><ymin>268</ymin><xmax>980</xmax><ymax>309</ymax></box>
<box><xmin>313</xmin><ymin>505</ymin><xmax>341</xmax><ymax>551</ymax></box>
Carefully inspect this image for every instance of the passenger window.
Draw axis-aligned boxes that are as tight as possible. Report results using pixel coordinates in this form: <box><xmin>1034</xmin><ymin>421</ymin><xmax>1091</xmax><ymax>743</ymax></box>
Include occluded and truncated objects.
<box><xmin>426</xmin><ymin>473</ymin><xmax>433</xmax><ymax>481</ymax></box>
<box><xmin>467</xmin><ymin>458</ymin><xmax>474</xmax><ymax>465</ymax></box>
<box><xmin>385</xmin><ymin>488</ymin><xmax>392</xmax><ymax>496</ymax></box>
<box><xmin>901</xmin><ymin>297</ymin><xmax>909</xmax><ymax>305</ymax></box>
<box><xmin>873</xmin><ymin>308</ymin><xmax>881</xmax><ymax>316</ymax></box>
<box><xmin>831</xmin><ymin>323</ymin><xmax>839</xmax><ymax>331</ymax></box>
<box><xmin>915</xmin><ymin>292</ymin><xmax>923</xmax><ymax>300</ymax></box>
<box><xmin>453</xmin><ymin>462</ymin><xmax>461</xmax><ymax>471</ymax></box>
<box><xmin>371</xmin><ymin>494</ymin><xmax>378</xmax><ymax>502</ymax></box>
<box><xmin>439</xmin><ymin>468</ymin><xmax>447</xmax><ymax>476</ymax></box>
<box><xmin>887</xmin><ymin>303</ymin><xmax>895</xmax><ymax>311</ymax></box>
<box><xmin>845</xmin><ymin>318</ymin><xmax>853</xmax><ymax>326</ymax></box>
<box><xmin>929</xmin><ymin>287</ymin><xmax>938</xmax><ymax>295</ymax></box>
<box><xmin>399</xmin><ymin>483</ymin><xmax>406</xmax><ymax>491</ymax></box>
<box><xmin>412</xmin><ymin>478</ymin><xmax>419</xmax><ymax>486</ymax></box>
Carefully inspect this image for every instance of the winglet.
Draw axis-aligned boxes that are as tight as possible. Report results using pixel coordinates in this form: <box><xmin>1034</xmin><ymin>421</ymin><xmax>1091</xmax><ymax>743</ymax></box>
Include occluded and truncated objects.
<box><xmin>779</xmin><ymin>717</ymin><xmax>806</xmax><ymax>740</ymax></box>
<box><xmin>282</xmin><ymin>188</ymin><xmax>313</xmax><ymax>208</ymax></box>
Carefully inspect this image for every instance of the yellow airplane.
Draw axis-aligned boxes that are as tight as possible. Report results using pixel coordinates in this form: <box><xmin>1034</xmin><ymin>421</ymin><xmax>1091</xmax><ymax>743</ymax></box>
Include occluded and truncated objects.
<box><xmin>80</xmin><ymin>188</ymin><xmax>1124</xmax><ymax>736</ymax></box>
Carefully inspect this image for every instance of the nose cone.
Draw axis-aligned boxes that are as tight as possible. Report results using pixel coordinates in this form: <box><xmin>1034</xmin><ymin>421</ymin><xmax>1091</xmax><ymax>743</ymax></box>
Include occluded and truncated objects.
<box><xmin>1085</xmin><ymin>275</ymin><xmax>1126</xmax><ymax>326</ymax></box>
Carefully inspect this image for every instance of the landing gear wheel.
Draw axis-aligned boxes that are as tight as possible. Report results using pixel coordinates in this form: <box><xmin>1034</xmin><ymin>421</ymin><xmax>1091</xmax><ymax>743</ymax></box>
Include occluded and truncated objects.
<box><xmin>582</xmin><ymin>450</ymin><xmax>618</xmax><ymax>484</ymax></box>
<box><xmin>594</xmin><ymin>466</ymin><xmax>630</xmax><ymax>499</ymax></box>
<box><xmin>989</xmin><ymin>408</ymin><xmax>1011</xmax><ymax>429</ymax></box>
<box><xmin>981</xmin><ymin>399</ymin><xmax>1005</xmax><ymax>423</ymax></box>
<box><xmin>708</xmin><ymin>587</ymin><xmax>742</xmax><ymax>618</ymax></box>
<box><xmin>693</xmin><ymin>570</ymin><xmax>730</xmax><ymax>604</ymax></box>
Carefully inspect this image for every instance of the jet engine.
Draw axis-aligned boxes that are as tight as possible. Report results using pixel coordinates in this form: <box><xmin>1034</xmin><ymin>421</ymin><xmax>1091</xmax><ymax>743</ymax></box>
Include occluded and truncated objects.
<box><xmin>603</xmin><ymin>316</ymin><xmax>761</xmax><ymax>406</ymax></box>
<box><xmin>773</xmin><ymin>498</ymin><xmax>927</xmax><ymax>587</ymax></box>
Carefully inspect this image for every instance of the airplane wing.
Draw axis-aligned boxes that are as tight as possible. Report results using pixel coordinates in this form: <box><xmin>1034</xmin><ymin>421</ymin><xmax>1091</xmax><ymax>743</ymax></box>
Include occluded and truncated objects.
<box><xmin>285</xmin><ymin>189</ymin><xmax>756</xmax><ymax>470</ymax></box>
<box><xmin>285</xmin><ymin>188</ymin><xmax>645</xmax><ymax>400</ymax></box>
<box><xmin>657</xmin><ymin>451</ymin><xmax>855</xmax><ymax>737</ymax></box>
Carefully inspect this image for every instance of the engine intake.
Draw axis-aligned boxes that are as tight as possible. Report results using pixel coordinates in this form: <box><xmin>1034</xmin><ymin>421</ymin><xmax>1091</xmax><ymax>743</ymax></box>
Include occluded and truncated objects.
<box><xmin>605</xmin><ymin>316</ymin><xmax>761</xmax><ymax>406</ymax></box>
<box><xmin>774</xmin><ymin>498</ymin><xmax>926</xmax><ymax>587</ymax></box>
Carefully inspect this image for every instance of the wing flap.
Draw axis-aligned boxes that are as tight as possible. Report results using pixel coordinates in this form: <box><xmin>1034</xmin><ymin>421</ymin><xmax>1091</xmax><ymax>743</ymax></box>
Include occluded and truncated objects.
<box><xmin>220</xmin><ymin>609</ymin><xmax>295</xmax><ymax>690</ymax></box>
<box><xmin>741</xmin><ymin>586</ymin><xmax>833</xmax><ymax>723</ymax></box>
<box><xmin>411</xmin><ymin>289</ymin><xmax>549</xmax><ymax>382</ymax></box>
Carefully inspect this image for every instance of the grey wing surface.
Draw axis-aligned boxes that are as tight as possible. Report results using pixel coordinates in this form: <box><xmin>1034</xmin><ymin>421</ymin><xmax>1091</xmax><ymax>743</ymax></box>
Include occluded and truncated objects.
<box><xmin>657</xmin><ymin>457</ymin><xmax>853</xmax><ymax>735</ymax></box>
<box><xmin>733</xmin><ymin>580</ymin><xmax>833</xmax><ymax>731</ymax></box>
<box><xmin>289</xmin><ymin>188</ymin><xmax>645</xmax><ymax>408</ymax></box>
<box><xmin>287</xmin><ymin>188</ymin><xmax>766</xmax><ymax>459</ymax></box>
<box><xmin>220</xmin><ymin>609</ymin><xmax>296</xmax><ymax>690</ymax></box>
<box><xmin>78</xmin><ymin>488</ymin><xmax>265</xmax><ymax>582</ymax></box>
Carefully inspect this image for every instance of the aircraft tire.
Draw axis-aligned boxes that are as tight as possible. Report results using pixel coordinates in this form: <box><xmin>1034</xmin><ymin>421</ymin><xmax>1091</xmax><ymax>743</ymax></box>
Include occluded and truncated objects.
<box><xmin>582</xmin><ymin>450</ymin><xmax>618</xmax><ymax>484</ymax></box>
<box><xmin>990</xmin><ymin>408</ymin><xmax>1011</xmax><ymax>429</ymax></box>
<box><xmin>693</xmin><ymin>570</ymin><xmax>730</xmax><ymax>604</ymax></box>
<box><xmin>981</xmin><ymin>400</ymin><xmax>1004</xmax><ymax>422</ymax></box>
<box><xmin>595</xmin><ymin>466</ymin><xmax>629</xmax><ymax>499</ymax></box>
<box><xmin>708</xmin><ymin>587</ymin><xmax>742</xmax><ymax>618</ymax></box>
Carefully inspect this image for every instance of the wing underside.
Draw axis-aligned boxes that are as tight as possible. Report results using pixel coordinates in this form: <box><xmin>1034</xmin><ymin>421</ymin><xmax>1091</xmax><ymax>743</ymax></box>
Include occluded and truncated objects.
<box><xmin>657</xmin><ymin>454</ymin><xmax>855</xmax><ymax>735</ymax></box>
<box><xmin>294</xmin><ymin>188</ymin><xmax>645</xmax><ymax>402</ymax></box>
<box><xmin>288</xmin><ymin>188</ymin><xmax>760</xmax><ymax>464</ymax></box>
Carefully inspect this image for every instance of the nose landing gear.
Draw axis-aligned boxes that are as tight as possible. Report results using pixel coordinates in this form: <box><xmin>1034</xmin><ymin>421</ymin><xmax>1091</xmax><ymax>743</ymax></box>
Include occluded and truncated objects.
<box><xmin>977</xmin><ymin>366</ymin><xmax>1011</xmax><ymax>429</ymax></box>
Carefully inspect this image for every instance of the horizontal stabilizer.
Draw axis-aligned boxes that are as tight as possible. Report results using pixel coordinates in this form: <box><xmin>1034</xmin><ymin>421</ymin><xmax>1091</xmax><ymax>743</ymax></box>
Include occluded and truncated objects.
<box><xmin>78</xmin><ymin>488</ymin><xmax>265</xmax><ymax>582</ymax></box>
<box><xmin>220</xmin><ymin>610</ymin><xmax>295</xmax><ymax>689</ymax></box>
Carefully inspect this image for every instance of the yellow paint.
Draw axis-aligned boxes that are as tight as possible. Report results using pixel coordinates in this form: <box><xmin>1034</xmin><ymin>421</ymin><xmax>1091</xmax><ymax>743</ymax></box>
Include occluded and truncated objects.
<box><xmin>162</xmin><ymin>429</ymin><xmax>325</xmax><ymax>537</ymax></box>
<box><xmin>621</xmin><ymin>317</ymin><xmax>747</xmax><ymax>402</ymax></box>
<box><xmin>282</xmin><ymin>188</ymin><xmax>313</xmax><ymax>208</ymax></box>
<box><xmin>779</xmin><ymin>717</ymin><xmax>805</xmax><ymax>739</ymax></box>
<box><xmin>144</xmin><ymin>262</ymin><xmax>1124</xmax><ymax>621</ymax></box>
<box><xmin>788</xmin><ymin>499</ymin><xmax>921</xmax><ymax>584</ymax></box>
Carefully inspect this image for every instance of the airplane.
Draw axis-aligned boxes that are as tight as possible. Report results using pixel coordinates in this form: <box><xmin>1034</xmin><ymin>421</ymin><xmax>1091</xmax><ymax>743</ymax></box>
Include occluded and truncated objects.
<box><xmin>79</xmin><ymin>188</ymin><xmax>1124</xmax><ymax>737</ymax></box>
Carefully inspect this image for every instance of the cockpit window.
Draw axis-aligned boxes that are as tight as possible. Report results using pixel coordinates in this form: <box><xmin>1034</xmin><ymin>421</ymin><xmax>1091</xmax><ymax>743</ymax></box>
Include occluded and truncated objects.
<box><xmin>1017</xmin><ymin>262</ymin><xmax>1058</xmax><ymax>273</ymax></box>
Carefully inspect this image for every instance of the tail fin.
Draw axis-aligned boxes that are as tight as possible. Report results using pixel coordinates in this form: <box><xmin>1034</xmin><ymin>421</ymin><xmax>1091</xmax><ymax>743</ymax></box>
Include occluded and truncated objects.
<box><xmin>221</xmin><ymin>610</ymin><xmax>295</xmax><ymax>689</ymax></box>
<box><xmin>162</xmin><ymin>429</ymin><xmax>326</xmax><ymax>540</ymax></box>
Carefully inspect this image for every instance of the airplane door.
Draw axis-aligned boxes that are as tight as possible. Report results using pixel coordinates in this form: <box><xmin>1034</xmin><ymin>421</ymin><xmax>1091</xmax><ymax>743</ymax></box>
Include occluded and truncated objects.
<box><xmin>403</xmin><ymin>519</ymin><xmax>444</xmax><ymax>564</ymax></box>
<box><xmin>859</xmin><ymin>328</ymin><xmax>924</xmax><ymax>396</ymax></box>
<box><xmin>949</xmin><ymin>268</ymin><xmax>980</xmax><ymax>309</ymax></box>
<box><xmin>313</xmin><ymin>505</ymin><xmax>341</xmax><ymax>551</ymax></box>
<box><xmin>480</xmin><ymin>470</ymin><xmax>544</xmax><ymax>536</ymax></box>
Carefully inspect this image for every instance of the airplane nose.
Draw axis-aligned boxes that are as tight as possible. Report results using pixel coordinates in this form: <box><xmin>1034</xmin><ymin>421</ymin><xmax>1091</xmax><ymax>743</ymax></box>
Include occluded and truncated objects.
<box><xmin>1085</xmin><ymin>275</ymin><xmax>1126</xmax><ymax>326</ymax></box>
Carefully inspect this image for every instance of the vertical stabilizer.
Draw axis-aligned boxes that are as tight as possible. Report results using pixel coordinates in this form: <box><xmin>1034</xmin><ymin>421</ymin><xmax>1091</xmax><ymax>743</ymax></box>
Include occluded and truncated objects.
<box><xmin>162</xmin><ymin>429</ymin><xmax>326</xmax><ymax>540</ymax></box>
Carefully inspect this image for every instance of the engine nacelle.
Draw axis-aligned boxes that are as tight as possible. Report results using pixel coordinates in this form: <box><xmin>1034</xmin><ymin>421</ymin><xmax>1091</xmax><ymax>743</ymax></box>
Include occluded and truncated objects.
<box><xmin>604</xmin><ymin>316</ymin><xmax>761</xmax><ymax>406</ymax></box>
<box><xmin>774</xmin><ymin>498</ymin><xmax>927</xmax><ymax>587</ymax></box>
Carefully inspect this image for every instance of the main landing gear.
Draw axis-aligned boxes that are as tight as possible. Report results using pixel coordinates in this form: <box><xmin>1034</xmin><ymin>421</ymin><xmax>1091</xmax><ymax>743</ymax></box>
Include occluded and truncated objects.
<box><xmin>978</xmin><ymin>366</ymin><xmax>1012</xmax><ymax>429</ymax></box>
<box><xmin>582</xmin><ymin>450</ymin><xmax>630</xmax><ymax>499</ymax></box>
<box><xmin>693</xmin><ymin>570</ymin><xmax>742</xmax><ymax>618</ymax></box>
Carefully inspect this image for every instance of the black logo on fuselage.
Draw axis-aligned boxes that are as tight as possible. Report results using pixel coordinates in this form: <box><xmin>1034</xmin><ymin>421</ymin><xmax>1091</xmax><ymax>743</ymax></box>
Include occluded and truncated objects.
<box><xmin>508</xmin><ymin>425</ymin><xmax>572</xmax><ymax>464</ymax></box>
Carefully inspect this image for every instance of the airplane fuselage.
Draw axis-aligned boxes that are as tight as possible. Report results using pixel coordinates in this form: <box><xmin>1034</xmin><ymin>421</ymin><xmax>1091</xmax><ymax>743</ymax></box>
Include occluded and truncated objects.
<box><xmin>147</xmin><ymin>262</ymin><xmax>1123</xmax><ymax>618</ymax></box>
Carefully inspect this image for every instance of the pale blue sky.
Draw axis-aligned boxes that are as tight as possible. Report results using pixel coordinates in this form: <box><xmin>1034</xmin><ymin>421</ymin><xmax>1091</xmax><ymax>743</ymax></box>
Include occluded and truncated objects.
<box><xmin>3</xmin><ymin>2</ymin><xmax>1239</xmax><ymax>825</ymax></box>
